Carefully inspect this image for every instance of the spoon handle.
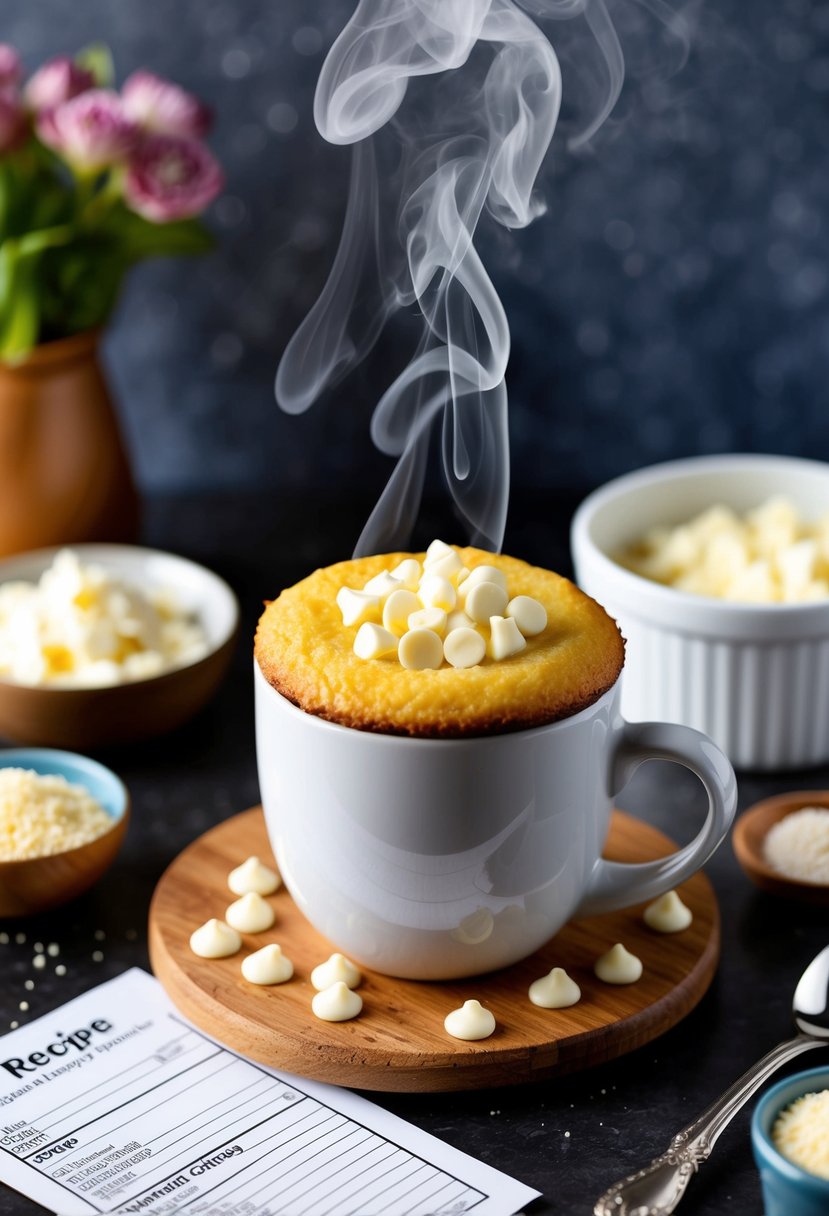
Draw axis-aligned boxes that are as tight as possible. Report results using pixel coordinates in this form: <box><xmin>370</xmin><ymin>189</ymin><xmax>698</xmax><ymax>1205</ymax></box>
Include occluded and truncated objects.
<box><xmin>594</xmin><ymin>1034</ymin><xmax>823</xmax><ymax>1216</ymax></box>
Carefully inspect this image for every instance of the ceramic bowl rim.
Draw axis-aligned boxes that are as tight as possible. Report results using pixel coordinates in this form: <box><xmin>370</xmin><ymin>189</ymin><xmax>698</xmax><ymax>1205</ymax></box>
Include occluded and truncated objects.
<box><xmin>571</xmin><ymin>452</ymin><xmax>829</xmax><ymax>626</ymax></box>
<box><xmin>751</xmin><ymin>1064</ymin><xmax>829</xmax><ymax>1194</ymax></box>
<box><xmin>0</xmin><ymin>542</ymin><xmax>239</xmax><ymax>694</ymax></box>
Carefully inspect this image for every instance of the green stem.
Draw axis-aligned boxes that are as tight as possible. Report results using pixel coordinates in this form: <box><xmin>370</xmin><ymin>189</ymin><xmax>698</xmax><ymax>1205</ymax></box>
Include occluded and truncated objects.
<box><xmin>78</xmin><ymin>169</ymin><xmax>122</xmax><ymax>229</ymax></box>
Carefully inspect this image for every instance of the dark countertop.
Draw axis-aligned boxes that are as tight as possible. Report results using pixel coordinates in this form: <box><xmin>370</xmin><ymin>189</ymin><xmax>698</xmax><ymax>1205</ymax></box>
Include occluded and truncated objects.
<box><xmin>1</xmin><ymin>490</ymin><xmax>828</xmax><ymax>1216</ymax></box>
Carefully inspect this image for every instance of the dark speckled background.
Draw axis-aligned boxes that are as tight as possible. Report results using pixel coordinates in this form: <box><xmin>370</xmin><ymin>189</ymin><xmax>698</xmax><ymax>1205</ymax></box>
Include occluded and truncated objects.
<box><xmin>4</xmin><ymin>0</ymin><xmax>829</xmax><ymax>498</ymax></box>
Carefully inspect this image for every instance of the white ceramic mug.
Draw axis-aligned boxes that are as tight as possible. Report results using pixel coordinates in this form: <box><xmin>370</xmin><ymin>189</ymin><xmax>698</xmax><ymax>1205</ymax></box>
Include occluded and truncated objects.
<box><xmin>255</xmin><ymin>662</ymin><xmax>736</xmax><ymax>980</ymax></box>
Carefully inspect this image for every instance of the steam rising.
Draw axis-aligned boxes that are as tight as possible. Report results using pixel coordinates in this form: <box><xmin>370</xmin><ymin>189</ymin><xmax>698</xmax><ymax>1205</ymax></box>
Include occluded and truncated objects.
<box><xmin>276</xmin><ymin>0</ymin><xmax>658</xmax><ymax>555</ymax></box>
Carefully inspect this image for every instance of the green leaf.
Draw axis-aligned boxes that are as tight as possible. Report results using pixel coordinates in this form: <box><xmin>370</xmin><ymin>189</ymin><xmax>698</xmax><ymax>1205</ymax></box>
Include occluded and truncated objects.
<box><xmin>0</xmin><ymin>241</ymin><xmax>41</xmax><ymax>362</ymax></box>
<box><xmin>102</xmin><ymin>206</ymin><xmax>214</xmax><ymax>262</ymax></box>
<box><xmin>75</xmin><ymin>43</ymin><xmax>114</xmax><ymax>88</ymax></box>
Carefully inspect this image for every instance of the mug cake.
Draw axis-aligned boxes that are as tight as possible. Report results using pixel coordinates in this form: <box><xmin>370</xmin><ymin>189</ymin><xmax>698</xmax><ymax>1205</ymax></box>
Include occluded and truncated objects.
<box><xmin>254</xmin><ymin>544</ymin><xmax>624</xmax><ymax>737</ymax></box>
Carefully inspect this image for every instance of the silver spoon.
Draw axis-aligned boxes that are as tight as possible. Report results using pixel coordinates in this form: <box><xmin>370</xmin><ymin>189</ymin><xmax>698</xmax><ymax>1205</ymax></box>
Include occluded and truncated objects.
<box><xmin>594</xmin><ymin>944</ymin><xmax>829</xmax><ymax>1216</ymax></box>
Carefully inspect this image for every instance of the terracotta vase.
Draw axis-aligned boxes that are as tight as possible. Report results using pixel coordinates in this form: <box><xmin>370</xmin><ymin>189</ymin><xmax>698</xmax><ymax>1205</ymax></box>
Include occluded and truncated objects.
<box><xmin>0</xmin><ymin>329</ymin><xmax>139</xmax><ymax>556</ymax></box>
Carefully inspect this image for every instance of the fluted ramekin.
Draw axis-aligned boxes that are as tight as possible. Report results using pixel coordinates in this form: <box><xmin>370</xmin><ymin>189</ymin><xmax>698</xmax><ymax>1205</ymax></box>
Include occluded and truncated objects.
<box><xmin>571</xmin><ymin>454</ymin><xmax>829</xmax><ymax>771</ymax></box>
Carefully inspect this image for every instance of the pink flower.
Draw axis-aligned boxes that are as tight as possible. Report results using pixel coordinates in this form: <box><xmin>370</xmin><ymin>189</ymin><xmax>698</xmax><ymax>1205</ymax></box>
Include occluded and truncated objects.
<box><xmin>124</xmin><ymin>133</ymin><xmax>223</xmax><ymax>222</ymax></box>
<box><xmin>0</xmin><ymin>90</ymin><xmax>28</xmax><ymax>153</ymax></box>
<box><xmin>122</xmin><ymin>71</ymin><xmax>211</xmax><ymax>138</ymax></box>
<box><xmin>36</xmin><ymin>88</ymin><xmax>136</xmax><ymax>172</ymax></box>
<box><xmin>0</xmin><ymin>45</ymin><xmax>21</xmax><ymax>90</ymax></box>
<box><xmin>25</xmin><ymin>57</ymin><xmax>95</xmax><ymax>112</ymax></box>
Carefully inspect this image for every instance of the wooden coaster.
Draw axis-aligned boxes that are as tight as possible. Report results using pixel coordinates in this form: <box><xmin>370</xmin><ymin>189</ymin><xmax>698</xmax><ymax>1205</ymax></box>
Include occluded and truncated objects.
<box><xmin>149</xmin><ymin>807</ymin><xmax>720</xmax><ymax>1092</ymax></box>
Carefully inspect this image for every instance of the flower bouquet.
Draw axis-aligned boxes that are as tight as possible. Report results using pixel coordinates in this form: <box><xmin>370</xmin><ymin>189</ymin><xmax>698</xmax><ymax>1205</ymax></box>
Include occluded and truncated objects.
<box><xmin>0</xmin><ymin>43</ymin><xmax>223</xmax><ymax>362</ymax></box>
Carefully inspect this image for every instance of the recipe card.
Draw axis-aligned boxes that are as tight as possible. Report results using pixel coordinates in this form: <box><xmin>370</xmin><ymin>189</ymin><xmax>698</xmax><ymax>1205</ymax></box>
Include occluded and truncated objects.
<box><xmin>0</xmin><ymin>969</ymin><xmax>538</xmax><ymax>1216</ymax></box>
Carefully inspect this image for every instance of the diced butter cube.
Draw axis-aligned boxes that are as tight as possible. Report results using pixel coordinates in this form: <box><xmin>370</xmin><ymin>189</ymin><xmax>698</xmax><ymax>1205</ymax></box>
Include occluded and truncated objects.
<box><xmin>777</xmin><ymin>540</ymin><xmax>818</xmax><ymax>601</ymax></box>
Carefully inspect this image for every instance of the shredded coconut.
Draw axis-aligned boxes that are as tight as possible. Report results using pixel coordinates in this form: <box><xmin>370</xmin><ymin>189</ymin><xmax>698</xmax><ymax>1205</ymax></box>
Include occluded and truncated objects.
<box><xmin>763</xmin><ymin>808</ymin><xmax>829</xmax><ymax>884</ymax></box>
<box><xmin>0</xmin><ymin>768</ymin><xmax>114</xmax><ymax>860</ymax></box>
<box><xmin>772</xmin><ymin>1090</ymin><xmax>829</xmax><ymax>1179</ymax></box>
<box><xmin>0</xmin><ymin>548</ymin><xmax>208</xmax><ymax>687</ymax></box>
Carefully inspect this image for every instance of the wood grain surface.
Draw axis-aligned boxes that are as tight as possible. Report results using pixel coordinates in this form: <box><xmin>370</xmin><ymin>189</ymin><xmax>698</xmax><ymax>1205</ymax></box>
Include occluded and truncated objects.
<box><xmin>149</xmin><ymin>807</ymin><xmax>720</xmax><ymax>1092</ymax></box>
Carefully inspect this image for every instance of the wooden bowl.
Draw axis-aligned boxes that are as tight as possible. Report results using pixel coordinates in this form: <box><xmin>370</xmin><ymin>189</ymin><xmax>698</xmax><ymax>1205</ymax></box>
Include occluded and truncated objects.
<box><xmin>0</xmin><ymin>544</ymin><xmax>239</xmax><ymax>748</ymax></box>
<box><xmin>732</xmin><ymin>790</ymin><xmax>829</xmax><ymax>905</ymax></box>
<box><xmin>0</xmin><ymin>748</ymin><xmax>129</xmax><ymax>917</ymax></box>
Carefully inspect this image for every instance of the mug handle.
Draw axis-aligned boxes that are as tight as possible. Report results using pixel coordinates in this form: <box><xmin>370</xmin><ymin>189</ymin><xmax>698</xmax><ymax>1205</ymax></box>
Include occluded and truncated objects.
<box><xmin>574</xmin><ymin>720</ymin><xmax>738</xmax><ymax>918</ymax></box>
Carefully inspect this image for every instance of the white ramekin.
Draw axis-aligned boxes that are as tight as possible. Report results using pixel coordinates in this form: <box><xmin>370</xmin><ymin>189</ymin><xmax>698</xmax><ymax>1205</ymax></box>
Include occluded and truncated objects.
<box><xmin>571</xmin><ymin>454</ymin><xmax>829</xmax><ymax>771</ymax></box>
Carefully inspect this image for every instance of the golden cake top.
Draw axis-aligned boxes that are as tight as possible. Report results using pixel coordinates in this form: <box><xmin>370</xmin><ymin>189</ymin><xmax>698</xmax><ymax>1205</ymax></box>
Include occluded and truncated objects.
<box><xmin>254</xmin><ymin>546</ymin><xmax>625</xmax><ymax>737</ymax></box>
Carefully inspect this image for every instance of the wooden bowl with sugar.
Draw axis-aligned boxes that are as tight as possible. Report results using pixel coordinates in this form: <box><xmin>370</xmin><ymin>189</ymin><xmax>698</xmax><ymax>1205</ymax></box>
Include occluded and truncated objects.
<box><xmin>0</xmin><ymin>749</ymin><xmax>129</xmax><ymax>918</ymax></box>
<box><xmin>733</xmin><ymin>790</ymin><xmax>829</xmax><ymax>906</ymax></box>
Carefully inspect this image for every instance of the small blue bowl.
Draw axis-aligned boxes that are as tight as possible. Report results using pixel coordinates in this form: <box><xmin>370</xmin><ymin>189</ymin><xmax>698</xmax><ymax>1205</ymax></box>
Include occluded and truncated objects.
<box><xmin>0</xmin><ymin>748</ymin><xmax>129</xmax><ymax>917</ymax></box>
<box><xmin>752</xmin><ymin>1065</ymin><xmax>829</xmax><ymax>1216</ymax></box>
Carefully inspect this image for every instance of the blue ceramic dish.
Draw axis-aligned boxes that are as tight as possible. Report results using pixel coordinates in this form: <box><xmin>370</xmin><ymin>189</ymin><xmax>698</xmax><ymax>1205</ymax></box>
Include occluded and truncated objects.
<box><xmin>0</xmin><ymin>748</ymin><xmax>129</xmax><ymax>917</ymax></box>
<box><xmin>752</xmin><ymin>1065</ymin><xmax>829</xmax><ymax>1216</ymax></box>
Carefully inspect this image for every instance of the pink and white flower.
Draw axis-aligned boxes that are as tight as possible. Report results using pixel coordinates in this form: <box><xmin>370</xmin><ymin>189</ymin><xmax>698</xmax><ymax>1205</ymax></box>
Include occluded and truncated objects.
<box><xmin>0</xmin><ymin>45</ymin><xmax>21</xmax><ymax>91</ymax></box>
<box><xmin>25</xmin><ymin>57</ymin><xmax>95</xmax><ymax>112</ymax></box>
<box><xmin>122</xmin><ymin>71</ymin><xmax>211</xmax><ymax>138</ymax></box>
<box><xmin>36</xmin><ymin>88</ymin><xmax>136</xmax><ymax>173</ymax></box>
<box><xmin>0</xmin><ymin>90</ymin><xmax>27</xmax><ymax>153</ymax></box>
<box><xmin>123</xmin><ymin>133</ymin><xmax>222</xmax><ymax>222</ymax></box>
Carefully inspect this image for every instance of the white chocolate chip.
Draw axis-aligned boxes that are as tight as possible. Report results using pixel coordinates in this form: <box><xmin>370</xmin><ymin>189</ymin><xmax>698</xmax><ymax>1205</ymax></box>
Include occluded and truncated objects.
<box><xmin>451</xmin><ymin>908</ymin><xmax>494</xmax><ymax>945</ymax></box>
<box><xmin>528</xmin><ymin>967</ymin><xmax>581</xmax><ymax>1008</ymax></box>
<box><xmin>390</xmin><ymin>558</ymin><xmax>422</xmax><ymax>590</ymax></box>
<box><xmin>506</xmin><ymin>595</ymin><xmax>548</xmax><ymax>637</ymax></box>
<box><xmin>228</xmin><ymin>855</ymin><xmax>281</xmax><ymax>896</ymax></box>
<box><xmin>190</xmin><ymin>919</ymin><xmax>241</xmax><ymax>959</ymax></box>
<box><xmin>408</xmin><ymin>606</ymin><xmax>447</xmax><ymax>635</ymax></box>
<box><xmin>399</xmin><ymin>628</ymin><xmax>443</xmax><ymax>670</ymax></box>
<box><xmin>466</xmin><ymin>581</ymin><xmax>509</xmax><ymax>624</ymax></box>
<box><xmin>312</xmin><ymin>981</ymin><xmax>363</xmax><ymax>1021</ymax></box>
<box><xmin>336</xmin><ymin>587</ymin><xmax>380</xmax><ymax>627</ymax></box>
<box><xmin>446</xmin><ymin>609</ymin><xmax>474</xmax><ymax>632</ymax></box>
<box><xmin>363</xmin><ymin>570</ymin><xmax>402</xmax><ymax>597</ymax></box>
<box><xmin>382</xmin><ymin>589</ymin><xmax>421</xmax><ymax>636</ymax></box>
<box><xmin>488</xmin><ymin>614</ymin><xmax>527</xmax><ymax>659</ymax></box>
<box><xmin>594</xmin><ymin>942</ymin><xmax>643</xmax><ymax>985</ymax></box>
<box><xmin>242</xmin><ymin>943</ymin><xmax>294</xmax><ymax>985</ymax></box>
<box><xmin>456</xmin><ymin>567</ymin><xmax>471</xmax><ymax>587</ymax></box>
<box><xmin>225</xmin><ymin>892</ymin><xmax>275</xmax><ymax>934</ymax></box>
<box><xmin>354</xmin><ymin>623</ymin><xmax>398</xmax><ymax>660</ymax></box>
<box><xmin>419</xmin><ymin>574</ymin><xmax>457</xmax><ymax>612</ymax></box>
<box><xmin>643</xmin><ymin>890</ymin><xmax>693</xmax><ymax>933</ymax></box>
<box><xmin>425</xmin><ymin>550</ymin><xmax>464</xmax><ymax>582</ymax></box>
<box><xmin>311</xmin><ymin>952</ymin><xmax>361</xmax><ymax>991</ymax></box>
<box><xmin>424</xmin><ymin>539</ymin><xmax>455</xmax><ymax>566</ymax></box>
<box><xmin>444</xmin><ymin>999</ymin><xmax>496</xmax><ymax>1041</ymax></box>
<box><xmin>444</xmin><ymin>627</ymin><xmax>486</xmax><ymax>669</ymax></box>
<box><xmin>462</xmin><ymin>564</ymin><xmax>508</xmax><ymax>595</ymax></box>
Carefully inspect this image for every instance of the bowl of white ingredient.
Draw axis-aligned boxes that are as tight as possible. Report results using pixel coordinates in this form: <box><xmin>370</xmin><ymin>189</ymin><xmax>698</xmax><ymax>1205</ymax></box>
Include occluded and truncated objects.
<box><xmin>0</xmin><ymin>544</ymin><xmax>239</xmax><ymax>748</ymax></box>
<box><xmin>571</xmin><ymin>454</ymin><xmax>829</xmax><ymax>771</ymax></box>
<box><xmin>0</xmin><ymin>748</ymin><xmax>129</xmax><ymax>916</ymax></box>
